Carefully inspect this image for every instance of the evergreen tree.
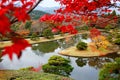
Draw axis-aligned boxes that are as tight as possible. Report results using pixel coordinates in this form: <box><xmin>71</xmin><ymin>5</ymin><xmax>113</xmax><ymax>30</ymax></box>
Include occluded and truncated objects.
<box><xmin>111</xmin><ymin>10</ymin><xmax>116</xmax><ymax>16</ymax></box>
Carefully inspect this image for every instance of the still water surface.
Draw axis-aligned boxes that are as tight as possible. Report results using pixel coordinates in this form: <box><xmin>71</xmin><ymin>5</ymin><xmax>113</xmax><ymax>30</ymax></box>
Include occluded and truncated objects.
<box><xmin>0</xmin><ymin>35</ymin><xmax>119</xmax><ymax>80</ymax></box>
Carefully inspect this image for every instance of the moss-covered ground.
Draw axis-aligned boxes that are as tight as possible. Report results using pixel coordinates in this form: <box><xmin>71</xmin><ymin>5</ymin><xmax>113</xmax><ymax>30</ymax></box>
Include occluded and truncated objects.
<box><xmin>0</xmin><ymin>70</ymin><xmax>73</xmax><ymax>80</ymax></box>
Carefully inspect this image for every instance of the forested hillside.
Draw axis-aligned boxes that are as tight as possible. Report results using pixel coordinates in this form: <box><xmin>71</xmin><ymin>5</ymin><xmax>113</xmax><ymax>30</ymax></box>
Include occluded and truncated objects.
<box><xmin>30</xmin><ymin>10</ymin><xmax>49</xmax><ymax>20</ymax></box>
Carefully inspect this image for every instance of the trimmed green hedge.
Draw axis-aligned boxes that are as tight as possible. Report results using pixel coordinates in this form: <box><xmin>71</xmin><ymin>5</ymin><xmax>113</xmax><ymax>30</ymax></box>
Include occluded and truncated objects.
<box><xmin>76</xmin><ymin>41</ymin><xmax>87</xmax><ymax>50</ymax></box>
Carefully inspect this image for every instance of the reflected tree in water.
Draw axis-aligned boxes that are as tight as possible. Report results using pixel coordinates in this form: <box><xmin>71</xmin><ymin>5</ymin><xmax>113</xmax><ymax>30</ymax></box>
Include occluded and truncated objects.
<box><xmin>58</xmin><ymin>35</ymin><xmax>80</xmax><ymax>49</ymax></box>
<box><xmin>76</xmin><ymin>58</ymin><xmax>87</xmax><ymax>67</ymax></box>
<box><xmin>88</xmin><ymin>57</ymin><xmax>112</xmax><ymax>69</ymax></box>
<box><xmin>75</xmin><ymin>53</ymin><xmax>120</xmax><ymax>69</ymax></box>
<box><xmin>32</xmin><ymin>41</ymin><xmax>59</xmax><ymax>53</ymax></box>
<box><xmin>31</xmin><ymin>34</ymin><xmax>85</xmax><ymax>56</ymax></box>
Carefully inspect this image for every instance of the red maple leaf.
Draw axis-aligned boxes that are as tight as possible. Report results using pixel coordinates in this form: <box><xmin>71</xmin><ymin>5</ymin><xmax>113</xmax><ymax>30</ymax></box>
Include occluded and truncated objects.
<box><xmin>14</xmin><ymin>8</ymin><xmax>30</xmax><ymax>22</ymax></box>
<box><xmin>39</xmin><ymin>14</ymin><xmax>49</xmax><ymax>22</ymax></box>
<box><xmin>0</xmin><ymin>9</ymin><xmax>11</xmax><ymax>35</ymax></box>
<box><xmin>2</xmin><ymin>38</ymin><xmax>31</xmax><ymax>60</ymax></box>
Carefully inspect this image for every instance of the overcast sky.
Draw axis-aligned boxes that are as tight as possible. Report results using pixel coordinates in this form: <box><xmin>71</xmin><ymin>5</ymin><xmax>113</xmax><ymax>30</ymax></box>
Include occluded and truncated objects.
<box><xmin>39</xmin><ymin>0</ymin><xmax>60</xmax><ymax>7</ymax></box>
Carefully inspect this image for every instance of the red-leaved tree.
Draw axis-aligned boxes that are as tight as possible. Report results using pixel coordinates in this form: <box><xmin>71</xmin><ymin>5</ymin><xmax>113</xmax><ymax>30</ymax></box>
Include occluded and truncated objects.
<box><xmin>55</xmin><ymin>0</ymin><xmax>120</xmax><ymax>26</ymax></box>
<box><xmin>0</xmin><ymin>0</ymin><xmax>42</xmax><ymax>60</ymax></box>
<box><xmin>55</xmin><ymin>0</ymin><xmax>120</xmax><ymax>16</ymax></box>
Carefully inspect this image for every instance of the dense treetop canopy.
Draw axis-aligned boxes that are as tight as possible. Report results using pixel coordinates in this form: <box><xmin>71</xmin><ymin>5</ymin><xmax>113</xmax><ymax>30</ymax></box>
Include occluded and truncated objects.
<box><xmin>56</xmin><ymin>0</ymin><xmax>120</xmax><ymax>15</ymax></box>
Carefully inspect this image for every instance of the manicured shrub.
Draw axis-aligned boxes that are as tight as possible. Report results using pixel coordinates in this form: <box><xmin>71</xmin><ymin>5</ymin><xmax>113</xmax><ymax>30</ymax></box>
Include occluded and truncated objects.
<box><xmin>82</xmin><ymin>25</ymin><xmax>89</xmax><ymax>31</ymax></box>
<box><xmin>114</xmin><ymin>38</ymin><xmax>120</xmax><ymax>45</ymax></box>
<box><xmin>25</xmin><ymin>21</ymin><xmax>32</xmax><ymax>29</ymax></box>
<box><xmin>42</xmin><ymin>55</ymin><xmax>73</xmax><ymax>76</ymax></box>
<box><xmin>48</xmin><ymin>55</ymin><xmax>70</xmax><ymax>66</ymax></box>
<box><xmin>30</xmin><ymin>33</ymin><xmax>39</xmax><ymax>41</ymax></box>
<box><xmin>105</xmin><ymin>24</ymin><xmax>112</xmax><ymax>31</ymax></box>
<box><xmin>76</xmin><ymin>41</ymin><xmax>87</xmax><ymax>50</ymax></box>
<box><xmin>42</xmin><ymin>28</ymin><xmax>54</xmax><ymax>39</ymax></box>
<box><xmin>107</xmin><ymin>35</ymin><xmax>113</xmax><ymax>42</ymax></box>
<box><xmin>99</xmin><ymin>57</ymin><xmax>120</xmax><ymax>80</ymax></box>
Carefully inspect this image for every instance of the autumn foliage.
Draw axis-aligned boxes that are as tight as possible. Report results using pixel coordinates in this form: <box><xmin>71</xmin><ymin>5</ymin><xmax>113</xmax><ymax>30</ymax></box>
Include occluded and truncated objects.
<box><xmin>92</xmin><ymin>35</ymin><xmax>110</xmax><ymax>49</ymax></box>
<box><xmin>55</xmin><ymin>0</ymin><xmax>120</xmax><ymax>26</ymax></box>
<box><xmin>0</xmin><ymin>0</ymin><xmax>37</xmax><ymax>60</ymax></box>
<box><xmin>40</xmin><ymin>14</ymin><xmax>64</xmax><ymax>23</ymax></box>
<box><xmin>55</xmin><ymin>0</ymin><xmax>120</xmax><ymax>15</ymax></box>
<box><xmin>90</xmin><ymin>28</ymin><xmax>101</xmax><ymax>38</ymax></box>
<box><xmin>54</xmin><ymin>25</ymin><xmax>78</xmax><ymax>34</ymax></box>
<box><xmin>90</xmin><ymin>28</ymin><xmax>110</xmax><ymax>49</ymax></box>
<box><xmin>0</xmin><ymin>0</ymin><xmax>35</xmax><ymax>35</ymax></box>
<box><xmin>2</xmin><ymin>38</ymin><xmax>30</xmax><ymax>60</ymax></box>
<box><xmin>0</xmin><ymin>0</ymin><xmax>120</xmax><ymax>60</ymax></box>
<box><xmin>40</xmin><ymin>14</ymin><xmax>78</xmax><ymax>34</ymax></box>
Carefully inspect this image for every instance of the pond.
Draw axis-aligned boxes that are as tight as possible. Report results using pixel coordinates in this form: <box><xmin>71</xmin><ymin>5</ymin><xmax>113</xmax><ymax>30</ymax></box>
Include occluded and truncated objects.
<box><xmin>0</xmin><ymin>35</ymin><xmax>120</xmax><ymax>80</ymax></box>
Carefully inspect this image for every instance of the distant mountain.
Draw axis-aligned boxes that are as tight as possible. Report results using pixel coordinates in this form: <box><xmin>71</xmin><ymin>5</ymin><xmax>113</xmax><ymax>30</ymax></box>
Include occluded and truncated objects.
<box><xmin>34</xmin><ymin>5</ymin><xmax>60</xmax><ymax>14</ymax></box>
<box><xmin>30</xmin><ymin>10</ymin><xmax>49</xmax><ymax>20</ymax></box>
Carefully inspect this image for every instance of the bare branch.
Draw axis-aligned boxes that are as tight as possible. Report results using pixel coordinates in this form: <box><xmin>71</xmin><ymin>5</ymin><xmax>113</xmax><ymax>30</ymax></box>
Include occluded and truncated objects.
<box><xmin>28</xmin><ymin>0</ymin><xmax>43</xmax><ymax>14</ymax></box>
<box><xmin>11</xmin><ymin>0</ymin><xmax>43</xmax><ymax>24</ymax></box>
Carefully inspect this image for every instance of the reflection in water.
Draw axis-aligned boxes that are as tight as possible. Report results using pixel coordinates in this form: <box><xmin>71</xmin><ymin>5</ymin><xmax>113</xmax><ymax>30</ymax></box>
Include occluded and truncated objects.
<box><xmin>32</xmin><ymin>41</ymin><xmax>59</xmax><ymax>53</ymax></box>
<box><xmin>76</xmin><ymin>58</ymin><xmax>87</xmax><ymax>67</ymax></box>
<box><xmin>0</xmin><ymin>34</ymin><xmax>120</xmax><ymax>80</ymax></box>
<box><xmin>32</xmin><ymin>35</ymin><xmax>91</xmax><ymax>56</ymax></box>
<box><xmin>58</xmin><ymin>35</ymin><xmax>84</xmax><ymax>49</ymax></box>
<box><xmin>76</xmin><ymin>53</ymin><xmax>120</xmax><ymax>69</ymax></box>
<box><xmin>32</xmin><ymin>35</ymin><xmax>80</xmax><ymax>55</ymax></box>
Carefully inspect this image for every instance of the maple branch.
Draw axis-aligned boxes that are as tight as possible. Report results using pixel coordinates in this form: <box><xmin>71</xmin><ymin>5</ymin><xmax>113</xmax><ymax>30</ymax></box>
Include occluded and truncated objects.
<box><xmin>9</xmin><ymin>0</ymin><xmax>43</xmax><ymax>38</ymax></box>
<box><xmin>10</xmin><ymin>0</ymin><xmax>43</xmax><ymax>24</ymax></box>
<box><xmin>28</xmin><ymin>0</ymin><xmax>43</xmax><ymax>14</ymax></box>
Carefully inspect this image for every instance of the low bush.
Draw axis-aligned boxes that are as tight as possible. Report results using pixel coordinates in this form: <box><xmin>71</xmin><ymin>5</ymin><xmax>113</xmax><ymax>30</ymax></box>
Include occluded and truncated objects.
<box><xmin>81</xmin><ymin>33</ymin><xmax>88</xmax><ymax>39</ymax></box>
<box><xmin>30</xmin><ymin>33</ymin><xmax>39</xmax><ymax>41</ymax></box>
<box><xmin>42</xmin><ymin>28</ymin><xmax>54</xmax><ymax>39</ymax></box>
<box><xmin>114</xmin><ymin>38</ymin><xmax>120</xmax><ymax>45</ymax></box>
<box><xmin>105</xmin><ymin>24</ymin><xmax>112</xmax><ymax>31</ymax></box>
<box><xmin>76</xmin><ymin>41</ymin><xmax>87</xmax><ymax>50</ymax></box>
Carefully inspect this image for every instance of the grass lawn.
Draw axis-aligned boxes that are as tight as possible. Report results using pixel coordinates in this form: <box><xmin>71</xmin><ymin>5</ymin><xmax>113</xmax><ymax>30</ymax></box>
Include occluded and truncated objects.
<box><xmin>0</xmin><ymin>70</ymin><xmax>73</xmax><ymax>80</ymax></box>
